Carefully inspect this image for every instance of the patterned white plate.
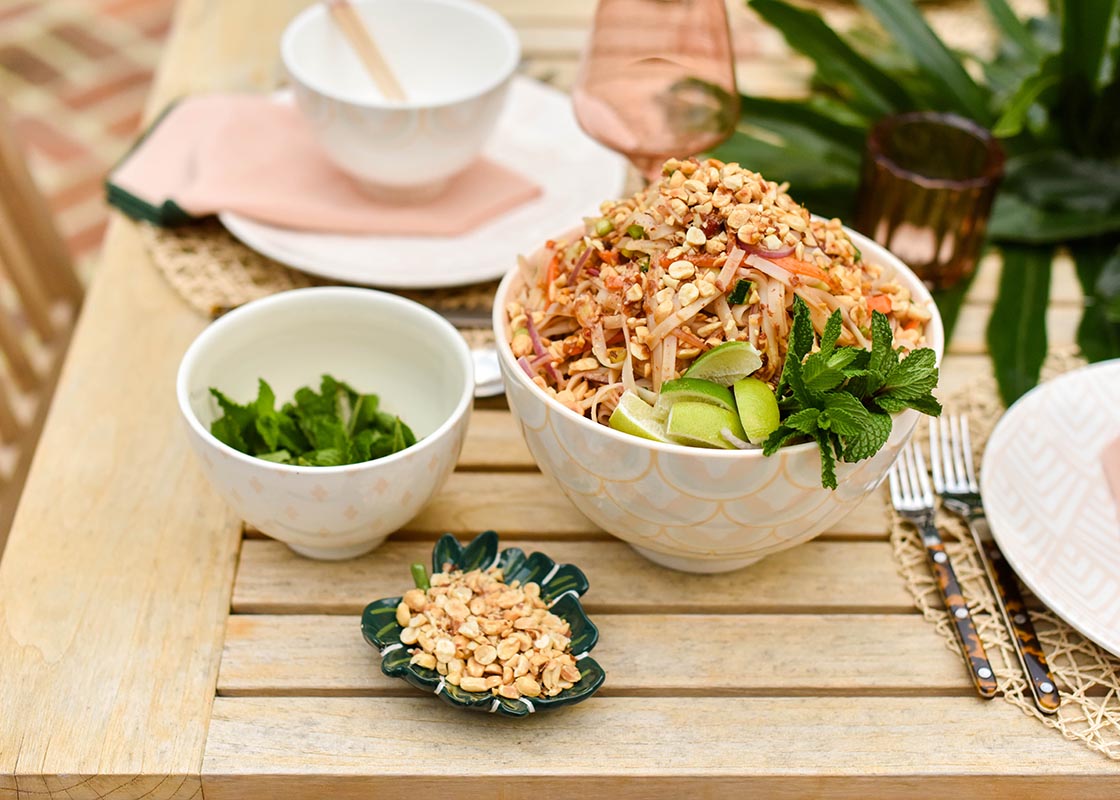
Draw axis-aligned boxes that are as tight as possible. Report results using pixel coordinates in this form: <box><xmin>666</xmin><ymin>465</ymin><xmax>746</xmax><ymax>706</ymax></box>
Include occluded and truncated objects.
<box><xmin>982</xmin><ymin>360</ymin><xmax>1120</xmax><ymax>658</ymax></box>
<box><xmin>219</xmin><ymin>77</ymin><xmax>628</xmax><ymax>289</ymax></box>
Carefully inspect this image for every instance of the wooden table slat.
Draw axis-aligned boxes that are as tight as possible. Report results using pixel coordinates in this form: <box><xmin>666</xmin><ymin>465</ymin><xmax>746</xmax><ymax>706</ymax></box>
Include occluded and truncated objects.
<box><xmin>218</xmin><ymin>613</ymin><xmax>974</xmax><ymax>697</ymax></box>
<box><xmin>201</xmin><ymin>697</ymin><xmax>1119</xmax><ymax>795</ymax></box>
<box><xmin>232</xmin><ymin>538</ymin><xmax>913</xmax><ymax>615</ymax></box>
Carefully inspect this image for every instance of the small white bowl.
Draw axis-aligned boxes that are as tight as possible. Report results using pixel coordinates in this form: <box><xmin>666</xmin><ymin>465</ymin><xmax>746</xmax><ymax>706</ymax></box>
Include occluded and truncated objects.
<box><xmin>494</xmin><ymin>227</ymin><xmax>943</xmax><ymax>573</ymax></box>
<box><xmin>177</xmin><ymin>287</ymin><xmax>473</xmax><ymax>560</ymax></box>
<box><xmin>281</xmin><ymin>0</ymin><xmax>520</xmax><ymax>199</ymax></box>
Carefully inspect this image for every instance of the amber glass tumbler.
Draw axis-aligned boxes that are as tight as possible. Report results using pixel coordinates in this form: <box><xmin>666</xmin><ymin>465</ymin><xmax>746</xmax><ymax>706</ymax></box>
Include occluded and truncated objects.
<box><xmin>854</xmin><ymin>112</ymin><xmax>1005</xmax><ymax>290</ymax></box>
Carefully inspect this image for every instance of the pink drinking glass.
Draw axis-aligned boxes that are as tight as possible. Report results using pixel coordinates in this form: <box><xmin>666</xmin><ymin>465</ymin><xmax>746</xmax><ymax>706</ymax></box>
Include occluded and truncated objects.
<box><xmin>572</xmin><ymin>0</ymin><xmax>739</xmax><ymax>183</ymax></box>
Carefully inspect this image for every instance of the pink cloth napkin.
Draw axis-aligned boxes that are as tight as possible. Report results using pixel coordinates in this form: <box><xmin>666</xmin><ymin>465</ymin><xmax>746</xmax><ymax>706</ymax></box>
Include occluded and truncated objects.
<box><xmin>109</xmin><ymin>93</ymin><xmax>541</xmax><ymax>235</ymax></box>
<box><xmin>1103</xmin><ymin>435</ymin><xmax>1120</xmax><ymax>516</ymax></box>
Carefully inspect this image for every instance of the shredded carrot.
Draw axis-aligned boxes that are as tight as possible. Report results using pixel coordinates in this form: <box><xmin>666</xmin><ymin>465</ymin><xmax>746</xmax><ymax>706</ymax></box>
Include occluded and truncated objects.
<box><xmin>771</xmin><ymin>255</ymin><xmax>838</xmax><ymax>288</ymax></box>
<box><xmin>545</xmin><ymin>250</ymin><xmax>560</xmax><ymax>300</ymax></box>
<box><xmin>866</xmin><ymin>294</ymin><xmax>893</xmax><ymax>314</ymax></box>
<box><xmin>599</xmin><ymin>249</ymin><xmax>620</xmax><ymax>266</ymax></box>
<box><xmin>903</xmin><ymin>318</ymin><xmax>921</xmax><ymax>331</ymax></box>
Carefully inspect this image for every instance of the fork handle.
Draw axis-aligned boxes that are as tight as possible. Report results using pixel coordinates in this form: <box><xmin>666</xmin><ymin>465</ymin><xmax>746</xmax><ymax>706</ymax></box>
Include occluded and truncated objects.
<box><xmin>968</xmin><ymin>515</ymin><xmax>1061</xmax><ymax>714</ymax></box>
<box><xmin>920</xmin><ymin>521</ymin><xmax>999</xmax><ymax>699</ymax></box>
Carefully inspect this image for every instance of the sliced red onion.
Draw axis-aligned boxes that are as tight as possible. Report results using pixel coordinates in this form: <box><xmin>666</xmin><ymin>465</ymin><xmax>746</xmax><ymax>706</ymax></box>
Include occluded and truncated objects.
<box><xmin>721</xmin><ymin>428</ymin><xmax>760</xmax><ymax>450</ymax></box>
<box><xmin>525</xmin><ymin>314</ymin><xmax>548</xmax><ymax>358</ymax></box>
<box><xmin>743</xmin><ymin>241</ymin><xmax>795</xmax><ymax>260</ymax></box>
<box><xmin>530</xmin><ymin>353</ymin><xmax>555</xmax><ymax>368</ymax></box>
<box><xmin>568</xmin><ymin>246</ymin><xmax>592</xmax><ymax>284</ymax></box>
<box><xmin>517</xmin><ymin>356</ymin><xmax>536</xmax><ymax>378</ymax></box>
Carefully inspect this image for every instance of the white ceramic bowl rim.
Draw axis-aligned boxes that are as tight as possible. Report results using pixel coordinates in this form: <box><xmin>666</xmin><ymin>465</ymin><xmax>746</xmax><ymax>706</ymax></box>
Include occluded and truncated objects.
<box><xmin>176</xmin><ymin>286</ymin><xmax>474</xmax><ymax>475</ymax></box>
<box><xmin>493</xmin><ymin>225</ymin><xmax>945</xmax><ymax>460</ymax></box>
<box><xmin>280</xmin><ymin>0</ymin><xmax>521</xmax><ymax>110</ymax></box>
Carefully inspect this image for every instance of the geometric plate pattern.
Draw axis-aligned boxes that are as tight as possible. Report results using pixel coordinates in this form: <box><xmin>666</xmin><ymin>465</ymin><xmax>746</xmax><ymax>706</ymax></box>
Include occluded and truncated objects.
<box><xmin>890</xmin><ymin>350</ymin><xmax>1120</xmax><ymax>761</ymax></box>
<box><xmin>982</xmin><ymin>358</ymin><xmax>1120</xmax><ymax>659</ymax></box>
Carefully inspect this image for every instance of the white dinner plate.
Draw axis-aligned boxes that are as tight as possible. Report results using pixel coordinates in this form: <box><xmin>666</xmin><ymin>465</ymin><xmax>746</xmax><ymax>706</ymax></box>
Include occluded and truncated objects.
<box><xmin>219</xmin><ymin>77</ymin><xmax>629</xmax><ymax>289</ymax></box>
<box><xmin>981</xmin><ymin>359</ymin><xmax>1120</xmax><ymax>658</ymax></box>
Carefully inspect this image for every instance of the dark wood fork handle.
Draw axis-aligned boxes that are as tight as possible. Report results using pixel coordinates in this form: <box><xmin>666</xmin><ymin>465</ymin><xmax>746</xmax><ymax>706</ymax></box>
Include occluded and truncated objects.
<box><xmin>971</xmin><ymin>516</ymin><xmax>1061</xmax><ymax>714</ymax></box>
<box><xmin>920</xmin><ymin>520</ymin><xmax>999</xmax><ymax>699</ymax></box>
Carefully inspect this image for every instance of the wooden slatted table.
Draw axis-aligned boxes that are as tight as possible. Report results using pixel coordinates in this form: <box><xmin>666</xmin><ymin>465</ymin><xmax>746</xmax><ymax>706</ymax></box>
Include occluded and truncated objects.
<box><xmin>2</xmin><ymin>1</ymin><xmax>1118</xmax><ymax>798</ymax></box>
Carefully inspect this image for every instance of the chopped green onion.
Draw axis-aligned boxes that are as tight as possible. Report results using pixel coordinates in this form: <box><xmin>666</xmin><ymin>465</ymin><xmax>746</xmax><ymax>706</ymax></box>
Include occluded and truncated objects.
<box><xmin>639</xmin><ymin>256</ymin><xmax>650</xmax><ymax>273</ymax></box>
<box><xmin>852</xmin><ymin>244</ymin><xmax>862</xmax><ymax>262</ymax></box>
<box><xmin>594</xmin><ymin>218</ymin><xmax>615</xmax><ymax>237</ymax></box>
<box><xmin>729</xmin><ymin>279</ymin><xmax>752</xmax><ymax>305</ymax></box>
<box><xmin>410</xmin><ymin>563</ymin><xmax>430</xmax><ymax>590</ymax></box>
<box><xmin>626</xmin><ymin>224</ymin><xmax>646</xmax><ymax>239</ymax></box>
<box><xmin>513</xmin><ymin>327</ymin><xmax>528</xmax><ymax>338</ymax></box>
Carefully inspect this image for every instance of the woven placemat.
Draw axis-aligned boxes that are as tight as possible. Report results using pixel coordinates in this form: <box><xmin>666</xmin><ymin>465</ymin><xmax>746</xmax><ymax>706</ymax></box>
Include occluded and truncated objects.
<box><xmin>889</xmin><ymin>348</ymin><xmax>1120</xmax><ymax>760</ymax></box>
<box><xmin>139</xmin><ymin>220</ymin><xmax>498</xmax><ymax>348</ymax></box>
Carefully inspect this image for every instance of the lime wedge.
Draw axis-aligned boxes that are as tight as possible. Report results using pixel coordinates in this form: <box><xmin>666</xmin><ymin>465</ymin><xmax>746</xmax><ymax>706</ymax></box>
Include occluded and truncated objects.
<box><xmin>666</xmin><ymin>401</ymin><xmax>747</xmax><ymax>449</ymax></box>
<box><xmin>733</xmin><ymin>377</ymin><xmax>780</xmax><ymax>445</ymax></box>
<box><xmin>683</xmin><ymin>341</ymin><xmax>762</xmax><ymax>386</ymax></box>
<box><xmin>654</xmin><ymin>377</ymin><xmax>735</xmax><ymax>420</ymax></box>
<box><xmin>609</xmin><ymin>390</ymin><xmax>672</xmax><ymax>443</ymax></box>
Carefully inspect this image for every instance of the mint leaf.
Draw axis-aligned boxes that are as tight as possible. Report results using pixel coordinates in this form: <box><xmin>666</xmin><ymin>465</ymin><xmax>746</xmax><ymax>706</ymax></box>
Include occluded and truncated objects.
<box><xmin>821</xmin><ymin>391</ymin><xmax>872</xmax><ymax>435</ymax></box>
<box><xmin>868</xmin><ymin>310</ymin><xmax>897</xmax><ymax>377</ymax></box>
<box><xmin>875</xmin><ymin>393</ymin><xmax>943</xmax><ymax>416</ymax></box>
<box><xmin>297</xmin><ymin>448</ymin><xmax>346</xmax><ymax>467</ymax></box>
<box><xmin>762</xmin><ymin>425</ymin><xmax>804</xmax><ymax>456</ymax></box>
<box><xmin>819</xmin><ymin>309</ymin><xmax>843</xmax><ymax>358</ymax></box>
<box><xmin>788</xmin><ymin>296</ymin><xmax>815</xmax><ymax>362</ymax></box>
<box><xmin>815</xmin><ymin>430</ymin><xmax>838</xmax><ymax>489</ymax></box>
<box><xmin>839</xmin><ymin>411</ymin><xmax>892</xmax><ymax>461</ymax></box>
<box><xmin>784</xmin><ymin>408</ymin><xmax>821</xmax><ymax>433</ymax></box>
<box><xmin>349</xmin><ymin>394</ymin><xmax>381</xmax><ymax>436</ymax></box>
<box><xmin>880</xmin><ymin>348</ymin><xmax>939</xmax><ymax>399</ymax></box>
<box><xmin>210</xmin><ymin>415</ymin><xmax>247</xmax><ymax>451</ymax></box>
<box><xmin>257</xmin><ymin>450</ymin><xmax>292</xmax><ymax>464</ymax></box>
<box><xmin>802</xmin><ymin>360</ymin><xmax>845</xmax><ymax>393</ymax></box>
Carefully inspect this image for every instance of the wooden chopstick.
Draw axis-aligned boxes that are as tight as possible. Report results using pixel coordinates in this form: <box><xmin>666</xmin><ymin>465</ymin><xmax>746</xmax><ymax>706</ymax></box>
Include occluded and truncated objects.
<box><xmin>326</xmin><ymin>0</ymin><xmax>407</xmax><ymax>102</ymax></box>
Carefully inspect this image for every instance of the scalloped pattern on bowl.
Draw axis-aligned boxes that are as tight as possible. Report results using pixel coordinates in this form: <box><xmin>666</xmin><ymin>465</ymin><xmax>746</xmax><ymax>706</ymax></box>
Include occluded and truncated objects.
<box><xmin>493</xmin><ymin>225</ymin><xmax>943</xmax><ymax>573</ymax></box>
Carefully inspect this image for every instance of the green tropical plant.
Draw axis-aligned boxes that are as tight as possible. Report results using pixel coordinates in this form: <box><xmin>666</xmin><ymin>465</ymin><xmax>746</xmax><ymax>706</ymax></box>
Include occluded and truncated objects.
<box><xmin>711</xmin><ymin>0</ymin><xmax>1120</xmax><ymax>404</ymax></box>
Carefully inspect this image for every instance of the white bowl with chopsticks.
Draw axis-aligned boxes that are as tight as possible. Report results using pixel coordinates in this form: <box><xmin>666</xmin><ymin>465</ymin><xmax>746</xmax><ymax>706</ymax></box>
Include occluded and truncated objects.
<box><xmin>176</xmin><ymin>287</ymin><xmax>474</xmax><ymax>560</ymax></box>
<box><xmin>493</xmin><ymin>226</ymin><xmax>944</xmax><ymax>573</ymax></box>
<box><xmin>281</xmin><ymin>0</ymin><xmax>520</xmax><ymax>199</ymax></box>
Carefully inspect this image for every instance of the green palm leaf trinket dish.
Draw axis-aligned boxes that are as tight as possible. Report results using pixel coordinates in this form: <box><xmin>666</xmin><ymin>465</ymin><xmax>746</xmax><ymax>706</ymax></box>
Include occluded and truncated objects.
<box><xmin>362</xmin><ymin>530</ymin><xmax>606</xmax><ymax>718</ymax></box>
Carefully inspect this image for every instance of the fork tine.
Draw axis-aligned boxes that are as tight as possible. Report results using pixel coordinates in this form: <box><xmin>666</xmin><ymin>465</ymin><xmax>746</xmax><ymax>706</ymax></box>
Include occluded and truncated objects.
<box><xmin>888</xmin><ymin>465</ymin><xmax>902</xmax><ymax>508</ymax></box>
<box><xmin>960</xmin><ymin>413</ymin><xmax>979</xmax><ymax>492</ymax></box>
<box><xmin>949</xmin><ymin>414</ymin><xmax>969</xmax><ymax>492</ymax></box>
<box><xmin>903</xmin><ymin>442</ymin><xmax>922</xmax><ymax>504</ymax></box>
<box><xmin>896</xmin><ymin>445</ymin><xmax>915</xmax><ymax>502</ymax></box>
<box><xmin>911</xmin><ymin>439</ymin><xmax>933</xmax><ymax>506</ymax></box>
<box><xmin>929</xmin><ymin>417</ymin><xmax>945</xmax><ymax>492</ymax></box>
<box><xmin>939</xmin><ymin>411</ymin><xmax>956</xmax><ymax>488</ymax></box>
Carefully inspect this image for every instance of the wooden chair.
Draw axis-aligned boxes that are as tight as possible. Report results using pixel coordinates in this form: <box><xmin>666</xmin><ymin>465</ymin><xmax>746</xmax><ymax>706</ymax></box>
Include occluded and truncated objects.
<box><xmin>0</xmin><ymin>100</ymin><xmax>84</xmax><ymax>552</ymax></box>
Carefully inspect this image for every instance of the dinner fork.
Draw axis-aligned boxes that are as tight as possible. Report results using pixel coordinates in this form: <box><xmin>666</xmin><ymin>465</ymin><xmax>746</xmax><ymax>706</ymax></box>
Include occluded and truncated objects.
<box><xmin>889</xmin><ymin>441</ymin><xmax>999</xmax><ymax>698</ymax></box>
<box><xmin>930</xmin><ymin>415</ymin><xmax>1061</xmax><ymax>714</ymax></box>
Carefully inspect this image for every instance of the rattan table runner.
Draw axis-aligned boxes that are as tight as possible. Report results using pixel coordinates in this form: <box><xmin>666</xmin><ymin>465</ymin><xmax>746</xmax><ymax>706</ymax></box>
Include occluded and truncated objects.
<box><xmin>889</xmin><ymin>349</ymin><xmax>1120</xmax><ymax>760</ymax></box>
<box><xmin>139</xmin><ymin>220</ymin><xmax>498</xmax><ymax>348</ymax></box>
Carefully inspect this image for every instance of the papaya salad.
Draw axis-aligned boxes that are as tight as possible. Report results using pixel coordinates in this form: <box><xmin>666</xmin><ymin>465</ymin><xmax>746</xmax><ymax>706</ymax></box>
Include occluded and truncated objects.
<box><xmin>505</xmin><ymin>157</ymin><xmax>941</xmax><ymax>488</ymax></box>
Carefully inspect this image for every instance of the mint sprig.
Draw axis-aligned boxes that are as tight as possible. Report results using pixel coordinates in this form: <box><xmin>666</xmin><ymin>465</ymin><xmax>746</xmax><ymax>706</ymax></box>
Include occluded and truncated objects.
<box><xmin>209</xmin><ymin>375</ymin><xmax>417</xmax><ymax>466</ymax></box>
<box><xmin>763</xmin><ymin>296</ymin><xmax>942</xmax><ymax>489</ymax></box>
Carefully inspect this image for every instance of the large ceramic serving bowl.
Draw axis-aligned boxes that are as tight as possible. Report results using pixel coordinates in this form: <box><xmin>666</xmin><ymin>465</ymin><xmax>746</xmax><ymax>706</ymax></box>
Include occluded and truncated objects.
<box><xmin>281</xmin><ymin>0</ymin><xmax>519</xmax><ymax>199</ymax></box>
<box><xmin>493</xmin><ymin>227</ymin><xmax>944</xmax><ymax>573</ymax></box>
<box><xmin>177</xmin><ymin>287</ymin><xmax>473</xmax><ymax>560</ymax></box>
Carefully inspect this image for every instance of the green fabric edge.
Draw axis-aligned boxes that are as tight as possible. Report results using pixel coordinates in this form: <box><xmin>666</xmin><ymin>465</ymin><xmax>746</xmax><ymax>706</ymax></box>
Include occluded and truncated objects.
<box><xmin>103</xmin><ymin>96</ymin><xmax>200</xmax><ymax>227</ymax></box>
